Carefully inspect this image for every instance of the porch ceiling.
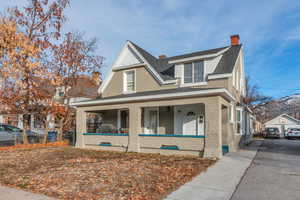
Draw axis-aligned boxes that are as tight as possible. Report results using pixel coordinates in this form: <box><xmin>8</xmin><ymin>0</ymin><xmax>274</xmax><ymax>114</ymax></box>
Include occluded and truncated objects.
<box><xmin>71</xmin><ymin>88</ymin><xmax>235</xmax><ymax>107</ymax></box>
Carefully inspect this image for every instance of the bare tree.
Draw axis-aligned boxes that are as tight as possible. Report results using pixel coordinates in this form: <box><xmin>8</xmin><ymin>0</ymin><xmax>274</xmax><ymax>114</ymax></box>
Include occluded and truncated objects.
<box><xmin>243</xmin><ymin>76</ymin><xmax>272</xmax><ymax>106</ymax></box>
<box><xmin>50</xmin><ymin>31</ymin><xmax>103</xmax><ymax>140</ymax></box>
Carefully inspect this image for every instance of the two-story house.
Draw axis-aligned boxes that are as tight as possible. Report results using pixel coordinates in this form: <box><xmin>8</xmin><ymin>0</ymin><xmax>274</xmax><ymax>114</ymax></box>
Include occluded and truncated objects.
<box><xmin>72</xmin><ymin>35</ymin><xmax>252</xmax><ymax>158</ymax></box>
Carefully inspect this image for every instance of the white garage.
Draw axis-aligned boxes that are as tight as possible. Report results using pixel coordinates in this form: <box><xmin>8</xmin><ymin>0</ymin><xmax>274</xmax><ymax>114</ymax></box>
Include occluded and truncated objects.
<box><xmin>264</xmin><ymin>114</ymin><xmax>300</xmax><ymax>137</ymax></box>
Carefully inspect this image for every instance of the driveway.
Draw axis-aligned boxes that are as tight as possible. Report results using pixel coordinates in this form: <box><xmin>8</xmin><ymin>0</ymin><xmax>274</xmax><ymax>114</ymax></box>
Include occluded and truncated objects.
<box><xmin>231</xmin><ymin>139</ymin><xmax>300</xmax><ymax>200</ymax></box>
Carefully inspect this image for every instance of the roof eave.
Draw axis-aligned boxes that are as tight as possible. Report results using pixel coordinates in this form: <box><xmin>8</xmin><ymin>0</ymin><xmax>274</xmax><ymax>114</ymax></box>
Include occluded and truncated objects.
<box><xmin>71</xmin><ymin>88</ymin><xmax>235</xmax><ymax>107</ymax></box>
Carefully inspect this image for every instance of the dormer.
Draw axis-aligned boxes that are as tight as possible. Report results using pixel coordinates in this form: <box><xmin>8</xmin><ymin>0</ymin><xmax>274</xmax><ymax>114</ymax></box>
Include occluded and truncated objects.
<box><xmin>99</xmin><ymin>35</ymin><xmax>245</xmax><ymax>99</ymax></box>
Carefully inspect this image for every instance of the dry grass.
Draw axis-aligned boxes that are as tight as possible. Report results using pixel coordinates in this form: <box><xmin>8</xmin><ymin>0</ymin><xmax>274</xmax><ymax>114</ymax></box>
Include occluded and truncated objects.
<box><xmin>0</xmin><ymin>147</ymin><xmax>216</xmax><ymax>200</ymax></box>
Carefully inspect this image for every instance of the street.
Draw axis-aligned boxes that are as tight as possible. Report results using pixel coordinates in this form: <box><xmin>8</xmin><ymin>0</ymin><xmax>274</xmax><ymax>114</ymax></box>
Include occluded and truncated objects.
<box><xmin>231</xmin><ymin>139</ymin><xmax>300</xmax><ymax>200</ymax></box>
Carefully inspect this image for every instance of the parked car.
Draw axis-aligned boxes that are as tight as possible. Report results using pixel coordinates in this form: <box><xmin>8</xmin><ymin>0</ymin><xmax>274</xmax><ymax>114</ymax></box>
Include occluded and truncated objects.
<box><xmin>286</xmin><ymin>128</ymin><xmax>300</xmax><ymax>140</ymax></box>
<box><xmin>0</xmin><ymin>123</ymin><xmax>40</xmax><ymax>144</ymax></box>
<box><xmin>265</xmin><ymin>127</ymin><xmax>280</xmax><ymax>138</ymax></box>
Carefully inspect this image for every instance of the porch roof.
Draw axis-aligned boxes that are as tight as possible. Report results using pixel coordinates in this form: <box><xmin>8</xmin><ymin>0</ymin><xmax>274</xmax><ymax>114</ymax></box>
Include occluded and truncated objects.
<box><xmin>71</xmin><ymin>87</ymin><xmax>235</xmax><ymax>107</ymax></box>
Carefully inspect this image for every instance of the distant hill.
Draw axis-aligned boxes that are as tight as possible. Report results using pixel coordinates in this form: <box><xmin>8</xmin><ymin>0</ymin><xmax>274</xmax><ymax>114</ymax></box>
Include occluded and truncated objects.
<box><xmin>253</xmin><ymin>93</ymin><xmax>300</xmax><ymax>123</ymax></box>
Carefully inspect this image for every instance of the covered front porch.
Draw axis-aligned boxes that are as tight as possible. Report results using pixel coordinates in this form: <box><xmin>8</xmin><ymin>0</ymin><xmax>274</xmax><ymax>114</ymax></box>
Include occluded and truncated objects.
<box><xmin>75</xmin><ymin>94</ymin><xmax>234</xmax><ymax>158</ymax></box>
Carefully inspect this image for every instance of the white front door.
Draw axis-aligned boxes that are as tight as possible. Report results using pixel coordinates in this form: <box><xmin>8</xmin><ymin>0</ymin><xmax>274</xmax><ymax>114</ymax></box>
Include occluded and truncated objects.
<box><xmin>183</xmin><ymin>111</ymin><xmax>197</xmax><ymax>135</ymax></box>
<box><xmin>174</xmin><ymin>105</ymin><xmax>204</xmax><ymax>135</ymax></box>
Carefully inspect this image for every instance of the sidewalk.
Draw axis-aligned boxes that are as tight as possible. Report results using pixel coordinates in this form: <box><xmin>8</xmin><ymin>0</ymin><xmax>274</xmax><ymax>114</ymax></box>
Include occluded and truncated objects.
<box><xmin>0</xmin><ymin>185</ymin><xmax>56</xmax><ymax>200</ymax></box>
<box><xmin>165</xmin><ymin>141</ymin><xmax>261</xmax><ymax>200</ymax></box>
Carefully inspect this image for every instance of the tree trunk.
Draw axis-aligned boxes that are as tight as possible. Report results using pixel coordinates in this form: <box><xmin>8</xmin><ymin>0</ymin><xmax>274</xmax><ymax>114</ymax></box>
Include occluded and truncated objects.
<box><xmin>57</xmin><ymin>119</ymin><xmax>63</xmax><ymax>141</ymax></box>
<box><xmin>43</xmin><ymin>121</ymin><xmax>49</xmax><ymax>144</ymax></box>
<box><xmin>22</xmin><ymin>126</ymin><xmax>29</xmax><ymax>145</ymax></box>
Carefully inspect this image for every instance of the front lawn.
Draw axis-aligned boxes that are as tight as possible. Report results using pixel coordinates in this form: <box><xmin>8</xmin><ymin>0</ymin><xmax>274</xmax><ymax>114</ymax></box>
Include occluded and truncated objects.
<box><xmin>0</xmin><ymin>147</ymin><xmax>215</xmax><ymax>200</ymax></box>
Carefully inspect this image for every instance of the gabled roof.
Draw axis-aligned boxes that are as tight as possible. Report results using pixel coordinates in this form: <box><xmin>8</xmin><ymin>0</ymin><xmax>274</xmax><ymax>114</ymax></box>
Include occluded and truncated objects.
<box><xmin>130</xmin><ymin>41</ymin><xmax>242</xmax><ymax>81</ymax></box>
<box><xmin>265</xmin><ymin>114</ymin><xmax>300</xmax><ymax>125</ymax></box>
<box><xmin>99</xmin><ymin>40</ymin><xmax>243</xmax><ymax>94</ymax></box>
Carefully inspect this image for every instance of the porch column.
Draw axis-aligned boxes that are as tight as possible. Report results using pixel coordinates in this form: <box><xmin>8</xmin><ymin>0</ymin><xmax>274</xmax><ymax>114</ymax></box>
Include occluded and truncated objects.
<box><xmin>76</xmin><ymin>109</ymin><xmax>87</xmax><ymax>148</ymax></box>
<box><xmin>128</xmin><ymin>105</ymin><xmax>141</xmax><ymax>152</ymax></box>
<box><xmin>204</xmin><ymin>97</ymin><xmax>223</xmax><ymax>158</ymax></box>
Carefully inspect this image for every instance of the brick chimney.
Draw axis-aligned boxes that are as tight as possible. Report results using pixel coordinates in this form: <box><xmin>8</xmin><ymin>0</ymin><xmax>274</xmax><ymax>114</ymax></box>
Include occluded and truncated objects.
<box><xmin>230</xmin><ymin>34</ymin><xmax>240</xmax><ymax>46</ymax></box>
<box><xmin>159</xmin><ymin>54</ymin><xmax>167</xmax><ymax>59</ymax></box>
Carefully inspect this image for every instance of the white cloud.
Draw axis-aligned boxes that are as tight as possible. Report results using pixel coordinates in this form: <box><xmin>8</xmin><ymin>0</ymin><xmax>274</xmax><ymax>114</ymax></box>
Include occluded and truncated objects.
<box><xmin>1</xmin><ymin>0</ymin><xmax>300</xmax><ymax>89</ymax></box>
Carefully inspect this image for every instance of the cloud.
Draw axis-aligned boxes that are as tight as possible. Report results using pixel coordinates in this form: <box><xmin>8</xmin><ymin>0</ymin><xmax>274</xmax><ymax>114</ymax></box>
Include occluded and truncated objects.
<box><xmin>1</xmin><ymin>0</ymin><xmax>300</xmax><ymax>98</ymax></box>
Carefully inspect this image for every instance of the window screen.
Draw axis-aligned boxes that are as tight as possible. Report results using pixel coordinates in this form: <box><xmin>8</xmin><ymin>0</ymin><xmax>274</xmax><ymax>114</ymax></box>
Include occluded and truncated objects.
<box><xmin>194</xmin><ymin>61</ymin><xmax>204</xmax><ymax>82</ymax></box>
<box><xmin>125</xmin><ymin>70</ymin><xmax>135</xmax><ymax>92</ymax></box>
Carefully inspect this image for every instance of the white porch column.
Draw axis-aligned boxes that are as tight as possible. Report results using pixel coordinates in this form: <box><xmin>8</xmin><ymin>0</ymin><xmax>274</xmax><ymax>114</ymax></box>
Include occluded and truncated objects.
<box><xmin>127</xmin><ymin>105</ymin><xmax>141</xmax><ymax>152</ymax></box>
<box><xmin>0</xmin><ymin>115</ymin><xmax>3</xmax><ymax>123</ymax></box>
<box><xmin>203</xmin><ymin>97</ymin><xmax>223</xmax><ymax>158</ymax></box>
<box><xmin>18</xmin><ymin>115</ymin><xmax>23</xmax><ymax>129</ymax></box>
<box><xmin>76</xmin><ymin>109</ymin><xmax>87</xmax><ymax>148</ymax></box>
<box><xmin>30</xmin><ymin>114</ymin><xmax>35</xmax><ymax>130</ymax></box>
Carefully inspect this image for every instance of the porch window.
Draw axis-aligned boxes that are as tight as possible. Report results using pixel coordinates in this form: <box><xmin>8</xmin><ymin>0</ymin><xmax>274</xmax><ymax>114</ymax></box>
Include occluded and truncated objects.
<box><xmin>118</xmin><ymin>110</ymin><xmax>129</xmax><ymax>133</ymax></box>
<box><xmin>143</xmin><ymin>107</ymin><xmax>159</xmax><ymax>134</ymax></box>
<box><xmin>183</xmin><ymin>61</ymin><xmax>204</xmax><ymax>84</ymax></box>
<box><xmin>123</xmin><ymin>70</ymin><xmax>135</xmax><ymax>93</ymax></box>
<box><xmin>236</xmin><ymin>109</ymin><xmax>242</xmax><ymax>134</ymax></box>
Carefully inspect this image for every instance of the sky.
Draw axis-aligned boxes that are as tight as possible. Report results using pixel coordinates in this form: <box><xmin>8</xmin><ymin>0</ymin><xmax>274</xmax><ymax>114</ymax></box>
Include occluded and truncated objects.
<box><xmin>1</xmin><ymin>0</ymin><xmax>300</xmax><ymax>98</ymax></box>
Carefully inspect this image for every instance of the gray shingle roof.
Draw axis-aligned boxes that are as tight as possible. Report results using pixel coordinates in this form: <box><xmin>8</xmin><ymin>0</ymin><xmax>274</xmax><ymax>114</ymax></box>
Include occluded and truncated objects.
<box><xmin>130</xmin><ymin>41</ymin><xmax>242</xmax><ymax>81</ymax></box>
<box><xmin>213</xmin><ymin>45</ymin><xmax>242</xmax><ymax>74</ymax></box>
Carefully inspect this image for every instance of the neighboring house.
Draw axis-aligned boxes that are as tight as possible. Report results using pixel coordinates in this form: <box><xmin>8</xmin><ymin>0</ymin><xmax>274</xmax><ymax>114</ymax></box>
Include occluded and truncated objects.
<box><xmin>0</xmin><ymin>74</ymin><xmax>101</xmax><ymax>133</ymax></box>
<box><xmin>71</xmin><ymin>35</ymin><xmax>253</xmax><ymax>158</ymax></box>
<box><xmin>264</xmin><ymin>114</ymin><xmax>300</xmax><ymax>137</ymax></box>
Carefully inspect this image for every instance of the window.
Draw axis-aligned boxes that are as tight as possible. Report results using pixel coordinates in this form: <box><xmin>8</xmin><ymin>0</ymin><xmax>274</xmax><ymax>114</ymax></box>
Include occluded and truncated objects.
<box><xmin>59</xmin><ymin>91</ymin><xmax>64</xmax><ymax>97</ymax></box>
<box><xmin>123</xmin><ymin>70</ymin><xmax>135</xmax><ymax>92</ymax></box>
<box><xmin>236</xmin><ymin>109</ymin><xmax>242</xmax><ymax>134</ymax></box>
<box><xmin>229</xmin><ymin>104</ymin><xmax>234</xmax><ymax>122</ymax></box>
<box><xmin>183</xmin><ymin>61</ymin><xmax>204</xmax><ymax>84</ymax></box>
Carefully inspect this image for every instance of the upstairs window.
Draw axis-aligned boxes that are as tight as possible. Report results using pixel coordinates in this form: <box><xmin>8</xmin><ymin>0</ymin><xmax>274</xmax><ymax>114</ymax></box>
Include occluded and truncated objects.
<box><xmin>183</xmin><ymin>61</ymin><xmax>204</xmax><ymax>84</ymax></box>
<box><xmin>123</xmin><ymin>70</ymin><xmax>135</xmax><ymax>93</ymax></box>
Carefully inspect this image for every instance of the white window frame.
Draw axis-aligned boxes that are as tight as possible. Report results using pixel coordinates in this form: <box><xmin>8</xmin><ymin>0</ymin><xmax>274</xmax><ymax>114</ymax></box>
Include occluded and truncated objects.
<box><xmin>236</xmin><ymin>108</ymin><xmax>243</xmax><ymax>135</ymax></box>
<box><xmin>181</xmin><ymin>61</ymin><xmax>206</xmax><ymax>86</ymax></box>
<box><xmin>143</xmin><ymin>107</ymin><xmax>159</xmax><ymax>134</ymax></box>
<box><xmin>123</xmin><ymin>69</ymin><xmax>136</xmax><ymax>93</ymax></box>
<box><xmin>229</xmin><ymin>103</ymin><xmax>234</xmax><ymax>123</ymax></box>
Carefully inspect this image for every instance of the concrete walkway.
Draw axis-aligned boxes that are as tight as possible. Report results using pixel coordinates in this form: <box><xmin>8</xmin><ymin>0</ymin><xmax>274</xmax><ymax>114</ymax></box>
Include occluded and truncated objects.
<box><xmin>0</xmin><ymin>185</ymin><xmax>55</xmax><ymax>200</ymax></box>
<box><xmin>165</xmin><ymin>141</ymin><xmax>261</xmax><ymax>200</ymax></box>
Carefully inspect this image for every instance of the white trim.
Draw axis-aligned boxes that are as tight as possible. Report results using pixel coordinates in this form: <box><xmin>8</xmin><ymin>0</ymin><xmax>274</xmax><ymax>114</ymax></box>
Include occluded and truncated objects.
<box><xmin>168</xmin><ymin>47</ymin><xmax>229</xmax><ymax>64</ymax></box>
<box><xmin>128</xmin><ymin>42</ymin><xmax>176</xmax><ymax>85</ymax></box>
<box><xmin>123</xmin><ymin>69</ymin><xmax>136</xmax><ymax>94</ymax></box>
<box><xmin>99</xmin><ymin>41</ymin><xmax>177</xmax><ymax>94</ymax></box>
<box><xmin>71</xmin><ymin>88</ymin><xmax>236</xmax><ymax>106</ymax></box>
<box><xmin>208</xmin><ymin>73</ymin><xmax>232</xmax><ymax>80</ymax></box>
<box><xmin>180</xmin><ymin>82</ymin><xmax>208</xmax><ymax>87</ymax></box>
<box><xmin>98</xmin><ymin>41</ymin><xmax>133</xmax><ymax>94</ymax></box>
<box><xmin>181</xmin><ymin>61</ymin><xmax>206</xmax><ymax>86</ymax></box>
<box><xmin>112</xmin><ymin>63</ymin><xmax>146</xmax><ymax>71</ymax></box>
<box><xmin>229</xmin><ymin>102</ymin><xmax>234</xmax><ymax>123</ymax></box>
<box><xmin>143</xmin><ymin>107</ymin><xmax>159</xmax><ymax>134</ymax></box>
<box><xmin>232</xmin><ymin>48</ymin><xmax>243</xmax><ymax>92</ymax></box>
<box><xmin>236</xmin><ymin>107</ymin><xmax>243</xmax><ymax>135</ymax></box>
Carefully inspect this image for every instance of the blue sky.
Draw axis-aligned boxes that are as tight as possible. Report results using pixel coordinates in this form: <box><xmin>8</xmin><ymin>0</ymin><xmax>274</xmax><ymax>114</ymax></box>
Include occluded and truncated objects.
<box><xmin>2</xmin><ymin>0</ymin><xmax>300</xmax><ymax>98</ymax></box>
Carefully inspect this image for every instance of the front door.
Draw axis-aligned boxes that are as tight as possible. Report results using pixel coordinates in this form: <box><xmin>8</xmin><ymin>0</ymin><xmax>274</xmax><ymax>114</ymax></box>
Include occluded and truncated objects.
<box><xmin>174</xmin><ymin>105</ymin><xmax>204</xmax><ymax>135</ymax></box>
<box><xmin>183</xmin><ymin>111</ymin><xmax>197</xmax><ymax>135</ymax></box>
